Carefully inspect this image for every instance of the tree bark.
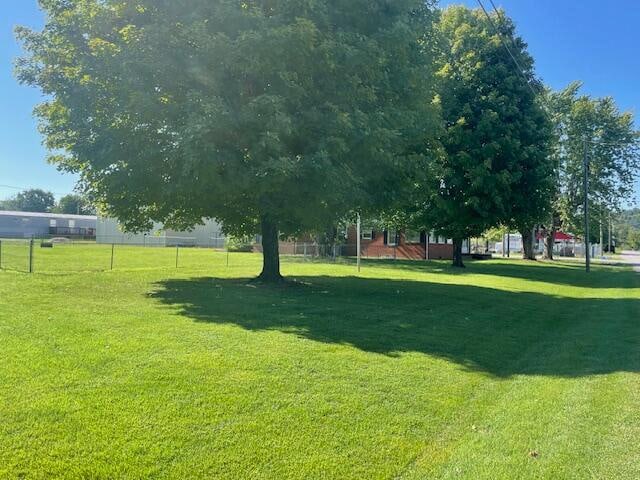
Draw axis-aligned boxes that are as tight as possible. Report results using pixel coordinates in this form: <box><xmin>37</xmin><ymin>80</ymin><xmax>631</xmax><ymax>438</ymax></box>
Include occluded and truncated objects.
<box><xmin>520</xmin><ymin>227</ymin><xmax>536</xmax><ymax>260</ymax></box>
<box><xmin>543</xmin><ymin>230</ymin><xmax>554</xmax><ymax>260</ymax></box>
<box><xmin>452</xmin><ymin>238</ymin><xmax>465</xmax><ymax>268</ymax></box>
<box><xmin>258</xmin><ymin>216</ymin><xmax>283</xmax><ymax>282</ymax></box>
<box><xmin>319</xmin><ymin>225</ymin><xmax>337</xmax><ymax>258</ymax></box>
<box><xmin>542</xmin><ymin>214</ymin><xmax>559</xmax><ymax>260</ymax></box>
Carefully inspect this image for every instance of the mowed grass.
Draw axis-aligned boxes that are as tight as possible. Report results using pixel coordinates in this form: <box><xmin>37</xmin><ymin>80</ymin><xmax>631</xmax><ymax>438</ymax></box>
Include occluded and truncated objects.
<box><xmin>1</xmin><ymin>246</ymin><xmax>639</xmax><ymax>479</ymax></box>
<box><xmin>0</xmin><ymin>240</ymin><xmax>236</xmax><ymax>273</ymax></box>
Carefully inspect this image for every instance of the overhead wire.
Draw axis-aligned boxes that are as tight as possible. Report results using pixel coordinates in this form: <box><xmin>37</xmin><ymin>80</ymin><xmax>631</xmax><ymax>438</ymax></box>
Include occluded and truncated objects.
<box><xmin>0</xmin><ymin>183</ymin><xmax>70</xmax><ymax>196</ymax></box>
<box><xmin>475</xmin><ymin>0</ymin><xmax>545</xmax><ymax>107</ymax></box>
<box><xmin>478</xmin><ymin>0</ymin><xmax>639</xmax><ymax>150</ymax></box>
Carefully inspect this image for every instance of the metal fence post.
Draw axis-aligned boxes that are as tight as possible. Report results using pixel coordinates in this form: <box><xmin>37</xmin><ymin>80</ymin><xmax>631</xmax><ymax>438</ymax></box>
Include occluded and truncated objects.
<box><xmin>110</xmin><ymin>243</ymin><xmax>115</xmax><ymax>270</ymax></box>
<box><xmin>175</xmin><ymin>245</ymin><xmax>179</xmax><ymax>268</ymax></box>
<box><xmin>29</xmin><ymin>239</ymin><xmax>34</xmax><ymax>273</ymax></box>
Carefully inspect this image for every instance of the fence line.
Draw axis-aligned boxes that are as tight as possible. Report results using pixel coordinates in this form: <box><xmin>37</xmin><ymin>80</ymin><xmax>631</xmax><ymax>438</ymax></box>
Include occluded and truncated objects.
<box><xmin>0</xmin><ymin>237</ymin><xmax>228</xmax><ymax>274</ymax></box>
<box><xmin>0</xmin><ymin>238</ymin><xmax>347</xmax><ymax>274</ymax></box>
<box><xmin>0</xmin><ymin>238</ymin><xmax>448</xmax><ymax>274</ymax></box>
<box><xmin>1</xmin><ymin>237</ymin><xmax>344</xmax><ymax>274</ymax></box>
<box><xmin>0</xmin><ymin>236</ymin><xmax>609</xmax><ymax>275</ymax></box>
<box><xmin>0</xmin><ymin>238</ymin><xmax>32</xmax><ymax>273</ymax></box>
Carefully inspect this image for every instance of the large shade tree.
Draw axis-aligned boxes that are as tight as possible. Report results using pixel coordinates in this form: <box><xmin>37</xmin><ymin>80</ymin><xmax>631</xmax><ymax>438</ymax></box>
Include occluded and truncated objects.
<box><xmin>414</xmin><ymin>6</ymin><xmax>551</xmax><ymax>267</ymax></box>
<box><xmin>543</xmin><ymin>84</ymin><xmax>639</xmax><ymax>259</ymax></box>
<box><xmin>17</xmin><ymin>0</ymin><xmax>440</xmax><ymax>281</ymax></box>
<box><xmin>505</xmin><ymin>108</ymin><xmax>554</xmax><ymax>261</ymax></box>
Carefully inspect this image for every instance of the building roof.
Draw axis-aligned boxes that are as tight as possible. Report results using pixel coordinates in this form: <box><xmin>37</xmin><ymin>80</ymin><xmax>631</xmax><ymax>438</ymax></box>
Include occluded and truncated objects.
<box><xmin>0</xmin><ymin>210</ymin><xmax>97</xmax><ymax>221</ymax></box>
<box><xmin>536</xmin><ymin>231</ymin><xmax>574</xmax><ymax>241</ymax></box>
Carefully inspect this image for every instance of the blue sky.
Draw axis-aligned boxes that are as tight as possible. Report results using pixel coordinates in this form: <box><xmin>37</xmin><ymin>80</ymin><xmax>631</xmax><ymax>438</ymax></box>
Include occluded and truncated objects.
<box><xmin>1</xmin><ymin>1</ymin><xmax>639</xmax><ymax>204</ymax></box>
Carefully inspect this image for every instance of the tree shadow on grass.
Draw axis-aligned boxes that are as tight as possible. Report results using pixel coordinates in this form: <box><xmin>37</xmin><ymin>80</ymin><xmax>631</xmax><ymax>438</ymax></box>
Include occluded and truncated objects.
<box><xmin>151</xmin><ymin>274</ymin><xmax>640</xmax><ymax>378</ymax></box>
<box><xmin>357</xmin><ymin>258</ymin><xmax>638</xmax><ymax>289</ymax></box>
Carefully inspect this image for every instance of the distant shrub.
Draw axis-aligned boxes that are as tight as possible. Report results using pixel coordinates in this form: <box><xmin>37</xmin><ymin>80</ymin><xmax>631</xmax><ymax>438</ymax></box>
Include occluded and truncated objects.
<box><xmin>225</xmin><ymin>236</ymin><xmax>254</xmax><ymax>252</ymax></box>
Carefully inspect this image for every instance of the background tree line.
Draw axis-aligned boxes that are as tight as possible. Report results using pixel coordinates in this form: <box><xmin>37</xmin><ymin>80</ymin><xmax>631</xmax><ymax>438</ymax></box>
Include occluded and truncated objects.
<box><xmin>0</xmin><ymin>189</ymin><xmax>95</xmax><ymax>215</ymax></box>
<box><xmin>15</xmin><ymin>1</ymin><xmax>640</xmax><ymax>280</ymax></box>
<box><xmin>540</xmin><ymin>83</ymin><xmax>639</xmax><ymax>258</ymax></box>
<box><xmin>615</xmin><ymin>208</ymin><xmax>640</xmax><ymax>250</ymax></box>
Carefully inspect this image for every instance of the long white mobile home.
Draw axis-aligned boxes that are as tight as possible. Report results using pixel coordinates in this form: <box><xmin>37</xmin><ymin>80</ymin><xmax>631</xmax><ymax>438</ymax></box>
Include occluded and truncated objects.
<box><xmin>0</xmin><ymin>210</ymin><xmax>97</xmax><ymax>239</ymax></box>
<box><xmin>96</xmin><ymin>217</ymin><xmax>225</xmax><ymax>247</ymax></box>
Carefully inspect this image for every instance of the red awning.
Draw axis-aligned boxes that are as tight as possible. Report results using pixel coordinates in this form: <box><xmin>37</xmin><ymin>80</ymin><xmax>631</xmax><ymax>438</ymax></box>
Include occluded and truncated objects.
<box><xmin>536</xmin><ymin>231</ymin><xmax>574</xmax><ymax>241</ymax></box>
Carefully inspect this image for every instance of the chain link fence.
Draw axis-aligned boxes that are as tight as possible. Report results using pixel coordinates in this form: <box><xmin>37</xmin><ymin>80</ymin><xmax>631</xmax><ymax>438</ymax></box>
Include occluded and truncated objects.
<box><xmin>0</xmin><ymin>237</ymin><xmax>480</xmax><ymax>274</ymax></box>
<box><xmin>0</xmin><ymin>238</ymin><xmax>360</xmax><ymax>274</ymax></box>
<box><xmin>0</xmin><ymin>238</ymin><xmax>34</xmax><ymax>273</ymax></box>
<box><xmin>0</xmin><ymin>237</ymin><xmax>234</xmax><ymax>273</ymax></box>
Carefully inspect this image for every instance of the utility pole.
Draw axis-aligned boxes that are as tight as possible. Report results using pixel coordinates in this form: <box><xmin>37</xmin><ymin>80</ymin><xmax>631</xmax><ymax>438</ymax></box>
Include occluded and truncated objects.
<box><xmin>599</xmin><ymin>218</ymin><xmax>603</xmax><ymax>258</ymax></box>
<box><xmin>608</xmin><ymin>214</ymin><xmax>612</xmax><ymax>254</ymax></box>
<box><xmin>583</xmin><ymin>137</ymin><xmax>590</xmax><ymax>273</ymax></box>
<box><xmin>356</xmin><ymin>213</ymin><xmax>361</xmax><ymax>273</ymax></box>
<box><xmin>425</xmin><ymin>232</ymin><xmax>430</xmax><ymax>260</ymax></box>
<box><xmin>29</xmin><ymin>238</ymin><xmax>34</xmax><ymax>273</ymax></box>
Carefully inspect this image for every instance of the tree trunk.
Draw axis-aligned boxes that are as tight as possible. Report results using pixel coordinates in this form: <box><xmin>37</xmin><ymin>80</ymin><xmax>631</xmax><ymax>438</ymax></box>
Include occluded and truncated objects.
<box><xmin>258</xmin><ymin>216</ymin><xmax>282</xmax><ymax>282</ymax></box>
<box><xmin>319</xmin><ymin>225</ymin><xmax>337</xmax><ymax>258</ymax></box>
<box><xmin>452</xmin><ymin>238</ymin><xmax>465</xmax><ymax>268</ymax></box>
<box><xmin>520</xmin><ymin>227</ymin><xmax>536</xmax><ymax>260</ymax></box>
<box><xmin>543</xmin><ymin>230</ymin><xmax>554</xmax><ymax>260</ymax></box>
<box><xmin>542</xmin><ymin>214</ymin><xmax>559</xmax><ymax>260</ymax></box>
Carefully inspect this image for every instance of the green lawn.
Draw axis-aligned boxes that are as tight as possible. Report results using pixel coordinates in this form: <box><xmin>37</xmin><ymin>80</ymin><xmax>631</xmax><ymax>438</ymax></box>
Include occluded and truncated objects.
<box><xmin>1</xmin><ymin>247</ymin><xmax>639</xmax><ymax>479</ymax></box>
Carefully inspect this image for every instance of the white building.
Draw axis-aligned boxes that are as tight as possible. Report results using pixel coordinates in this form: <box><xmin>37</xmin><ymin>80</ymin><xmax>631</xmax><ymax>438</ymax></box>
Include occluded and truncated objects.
<box><xmin>495</xmin><ymin>233</ymin><xmax>523</xmax><ymax>255</ymax></box>
<box><xmin>0</xmin><ymin>210</ymin><xmax>97</xmax><ymax>239</ymax></box>
<box><xmin>96</xmin><ymin>217</ymin><xmax>225</xmax><ymax>247</ymax></box>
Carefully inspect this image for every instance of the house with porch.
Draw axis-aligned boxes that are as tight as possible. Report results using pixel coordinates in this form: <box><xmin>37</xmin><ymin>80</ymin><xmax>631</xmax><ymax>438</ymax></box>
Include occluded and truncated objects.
<box><xmin>344</xmin><ymin>225</ymin><xmax>469</xmax><ymax>260</ymax></box>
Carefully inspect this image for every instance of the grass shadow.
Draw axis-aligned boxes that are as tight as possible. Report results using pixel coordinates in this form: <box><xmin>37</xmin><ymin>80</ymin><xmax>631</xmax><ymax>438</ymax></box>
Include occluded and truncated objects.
<box><xmin>151</xmin><ymin>269</ymin><xmax>640</xmax><ymax>378</ymax></box>
<box><xmin>354</xmin><ymin>257</ymin><xmax>637</xmax><ymax>289</ymax></box>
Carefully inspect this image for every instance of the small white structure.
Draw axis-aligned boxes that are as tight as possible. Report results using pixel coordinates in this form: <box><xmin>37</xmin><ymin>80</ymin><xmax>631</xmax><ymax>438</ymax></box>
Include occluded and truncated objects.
<box><xmin>96</xmin><ymin>217</ymin><xmax>225</xmax><ymax>247</ymax></box>
<box><xmin>495</xmin><ymin>233</ymin><xmax>523</xmax><ymax>255</ymax></box>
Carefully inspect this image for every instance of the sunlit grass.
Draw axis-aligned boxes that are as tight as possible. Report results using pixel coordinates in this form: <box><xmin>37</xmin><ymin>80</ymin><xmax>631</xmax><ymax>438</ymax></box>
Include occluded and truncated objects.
<box><xmin>1</xmin><ymin>247</ymin><xmax>638</xmax><ymax>479</ymax></box>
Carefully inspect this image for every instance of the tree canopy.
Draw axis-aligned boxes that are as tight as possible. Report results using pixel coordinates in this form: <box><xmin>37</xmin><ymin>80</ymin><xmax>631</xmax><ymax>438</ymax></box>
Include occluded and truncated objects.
<box><xmin>53</xmin><ymin>194</ymin><xmax>96</xmax><ymax>215</ymax></box>
<box><xmin>413</xmin><ymin>6</ymin><xmax>552</xmax><ymax>266</ymax></box>
<box><xmin>544</xmin><ymin>83</ymin><xmax>639</xmax><ymax>253</ymax></box>
<box><xmin>616</xmin><ymin>208</ymin><xmax>640</xmax><ymax>250</ymax></box>
<box><xmin>15</xmin><ymin>2</ymin><xmax>638</xmax><ymax>269</ymax></box>
<box><xmin>0</xmin><ymin>188</ymin><xmax>55</xmax><ymax>213</ymax></box>
<box><xmin>17</xmin><ymin>0</ymin><xmax>440</xmax><ymax>281</ymax></box>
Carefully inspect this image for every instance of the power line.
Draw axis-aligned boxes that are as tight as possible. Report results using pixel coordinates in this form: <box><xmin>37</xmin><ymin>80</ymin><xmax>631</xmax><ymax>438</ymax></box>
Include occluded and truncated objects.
<box><xmin>0</xmin><ymin>183</ymin><xmax>71</xmax><ymax>196</ymax></box>
<box><xmin>475</xmin><ymin>0</ymin><xmax>555</xmax><ymax>125</ymax></box>
<box><xmin>488</xmin><ymin>0</ymin><xmax>550</xmax><ymax>100</ymax></box>
<box><xmin>485</xmin><ymin>0</ymin><xmax>541</xmax><ymax>80</ymax></box>
<box><xmin>483</xmin><ymin>1</ymin><xmax>639</xmax><ymax>151</ymax></box>
<box><xmin>488</xmin><ymin>0</ymin><xmax>526</xmax><ymax>70</ymax></box>
<box><xmin>476</xmin><ymin>0</ymin><xmax>600</xmax><ymax>274</ymax></box>
<box><xmin>475</xmin><ymin>0</ymin><xmax>541</xmax><ymax>102</ymax></box>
